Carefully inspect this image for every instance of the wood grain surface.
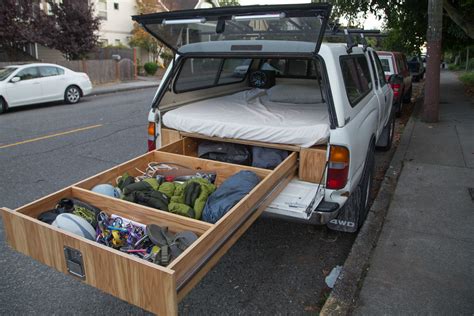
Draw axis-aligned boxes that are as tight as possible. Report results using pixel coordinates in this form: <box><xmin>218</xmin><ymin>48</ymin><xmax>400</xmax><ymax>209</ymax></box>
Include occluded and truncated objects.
<box><xmin>1</xmin><ymin>206</ymin><xmax>178</xmax><ymax>315</ymax></box>
<box><xmin>299</xmin><ymin>146</ymin><xmax>327</xmax><ymax>183</ymax></box>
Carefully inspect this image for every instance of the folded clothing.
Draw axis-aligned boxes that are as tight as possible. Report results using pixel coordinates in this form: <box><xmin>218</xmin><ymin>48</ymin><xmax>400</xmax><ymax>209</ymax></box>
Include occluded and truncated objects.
<box><xmin>202</xmin><ymin>170</ymin><xmax>260</xmax><ymax>224</ymax></box>
<box><xmin>169</xmin><ymin>178</ymin><xmax>216</xmax><ymax>220</ymax></box>
<box><xmin>122</xmin><ymin>176</ymin><xmax>216</xmax><ymax>220</ymax></box>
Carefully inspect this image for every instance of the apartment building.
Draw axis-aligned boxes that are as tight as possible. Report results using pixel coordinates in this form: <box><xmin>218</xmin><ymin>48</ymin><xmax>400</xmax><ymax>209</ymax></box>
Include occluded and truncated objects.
<box><xmin>92</xmin><ymin>0</ymin><xmax>219</xmax><ymax>47</ymax></box>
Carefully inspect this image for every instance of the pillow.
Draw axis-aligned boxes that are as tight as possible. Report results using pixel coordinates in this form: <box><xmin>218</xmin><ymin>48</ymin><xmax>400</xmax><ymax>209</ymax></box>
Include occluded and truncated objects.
<box><xmin>267</xmin><ymin>83</ymin><xmax>323</xmax><ymax>104</ymax></box>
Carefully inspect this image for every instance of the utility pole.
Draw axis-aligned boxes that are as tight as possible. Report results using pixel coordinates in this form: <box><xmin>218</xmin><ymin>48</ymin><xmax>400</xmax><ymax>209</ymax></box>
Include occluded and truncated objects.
<box><xmin>423</xmin><ymin>0</ymin><xmax>443</xmax><ymax>123</ymax></box>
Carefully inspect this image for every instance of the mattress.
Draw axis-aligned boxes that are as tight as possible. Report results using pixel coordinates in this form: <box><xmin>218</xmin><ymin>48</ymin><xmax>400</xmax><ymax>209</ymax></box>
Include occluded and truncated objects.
<box><xmin>162</xmin><ymin>89</ymin><xmax>330</xmax><ymax>148</ymax></box>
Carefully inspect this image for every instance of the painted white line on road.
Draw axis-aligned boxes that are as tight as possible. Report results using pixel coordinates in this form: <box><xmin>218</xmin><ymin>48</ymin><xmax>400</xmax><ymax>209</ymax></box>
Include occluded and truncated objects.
<box><xmin>0</xmin><ymin>124</ymin><xmax>103</xmax><ymax>149</ymax></box>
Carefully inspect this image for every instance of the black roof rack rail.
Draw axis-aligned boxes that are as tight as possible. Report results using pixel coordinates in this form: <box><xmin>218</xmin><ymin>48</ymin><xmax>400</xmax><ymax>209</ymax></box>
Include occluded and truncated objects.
<box><xmin>324</xmin><ymin>24</ymin><xmax>385</xmax><ymax>54</ymax></box>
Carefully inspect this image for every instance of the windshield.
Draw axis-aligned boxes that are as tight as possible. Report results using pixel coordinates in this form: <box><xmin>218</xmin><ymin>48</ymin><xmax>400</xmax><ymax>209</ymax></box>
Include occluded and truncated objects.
<box><xmin>133</xmin><ymin>4</ymin><xmax>332</xmax><ymax>54</ymax></box>
<box><xmin>0</xmin><ymin>67</ymin><xmax>17</xmax><ymax>81</ymax></box>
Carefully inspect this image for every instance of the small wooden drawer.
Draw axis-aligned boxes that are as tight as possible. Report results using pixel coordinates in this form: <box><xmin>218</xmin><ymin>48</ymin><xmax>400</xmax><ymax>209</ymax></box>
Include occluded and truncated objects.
<box><xmin>1</xmin><ymin>142</ymin><xmax>297</xmax><ymax>314</ymax></box>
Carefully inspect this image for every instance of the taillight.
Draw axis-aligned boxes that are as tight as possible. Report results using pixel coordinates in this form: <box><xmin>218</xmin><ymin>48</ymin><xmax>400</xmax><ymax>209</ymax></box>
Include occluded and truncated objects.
<box><xmin>390</xmin><ymin>83</ymin><xmax>401</xmax><ymax>98</ymax></box>
<box><xmin>147</xmin><ymin>122</ymin><xmax>156</xmax><ymax>151</ymax></box>
<box><xmin>326</xmin><ymin>145</ymin><xmax>350</xmax><ymax>190</ymax></box>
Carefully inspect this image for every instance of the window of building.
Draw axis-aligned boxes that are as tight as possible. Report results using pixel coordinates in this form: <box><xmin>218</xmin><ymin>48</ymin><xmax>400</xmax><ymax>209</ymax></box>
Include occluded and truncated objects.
<box><xmin>98</xmin><ymin>0</ymin><xmax>107</xmax><ymax>20</ymax></box>
<box><xmin>114</xmin><ymin>2</ymin><xmax>119</xmax><ymax>10</ymax></box>
<box><xmin>115</xmin><ymin>39</ymin><xmax>121</xmax><ymax>46</ymax></box>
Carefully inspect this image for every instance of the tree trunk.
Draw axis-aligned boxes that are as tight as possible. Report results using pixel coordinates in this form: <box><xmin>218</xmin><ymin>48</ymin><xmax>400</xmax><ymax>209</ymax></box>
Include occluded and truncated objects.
<box><xmin>423</xmin><ymin>0</ymin><xmax>443</xmax><ymax>123</ymax></box>
<box><xmin>443</xmin><ymin>0</ymin><xmax>474</xmax><ymax>39</ymax></box>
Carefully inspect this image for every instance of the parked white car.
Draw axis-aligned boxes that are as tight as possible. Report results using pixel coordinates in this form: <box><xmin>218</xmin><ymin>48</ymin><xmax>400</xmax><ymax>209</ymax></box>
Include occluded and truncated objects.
<box><xmin>0</xmin><ymin>63</ymin><xmax>92</xmax><ymax>113</ymax></box>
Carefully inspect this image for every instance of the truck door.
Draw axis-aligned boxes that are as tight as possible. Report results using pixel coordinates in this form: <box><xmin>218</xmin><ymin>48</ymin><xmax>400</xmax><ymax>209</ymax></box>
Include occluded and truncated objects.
<box><xmin>373</xmin><ymin>52</ymin><xmax>392</xmax><ymax>123</ymax></box>
<box><xmin>368</xmin><ymin>51</ymin><xmax>391</xmax><ymax>134</ymax></box>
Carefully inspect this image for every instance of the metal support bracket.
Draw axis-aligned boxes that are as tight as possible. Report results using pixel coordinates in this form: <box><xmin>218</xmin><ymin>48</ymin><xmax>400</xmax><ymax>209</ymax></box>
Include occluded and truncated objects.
<box><xmin>64</xmin><ymin>246</ymin><xmax>86</xmax><ymax>280</ymax></box>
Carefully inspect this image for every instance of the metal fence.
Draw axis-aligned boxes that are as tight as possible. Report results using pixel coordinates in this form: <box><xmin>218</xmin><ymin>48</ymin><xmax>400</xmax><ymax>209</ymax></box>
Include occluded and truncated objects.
<box><xmin>0</xmin><ymin>59</ymin><xmax>135</xmax><ymax>84</ymax></box>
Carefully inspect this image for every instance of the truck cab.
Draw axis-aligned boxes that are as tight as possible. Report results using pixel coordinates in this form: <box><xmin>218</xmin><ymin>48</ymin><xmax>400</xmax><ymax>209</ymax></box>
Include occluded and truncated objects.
<box><xmin>136</xmin><ymin>3</ymin><xmax>394</xmax><ymax>232</ymax></box>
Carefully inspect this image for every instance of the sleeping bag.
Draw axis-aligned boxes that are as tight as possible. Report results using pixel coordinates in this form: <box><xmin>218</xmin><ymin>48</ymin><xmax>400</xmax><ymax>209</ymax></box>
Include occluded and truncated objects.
<box><xmin>202</xmin><ymin>170</ymin><xmax>260</xmax><ymax>224</ymax></box>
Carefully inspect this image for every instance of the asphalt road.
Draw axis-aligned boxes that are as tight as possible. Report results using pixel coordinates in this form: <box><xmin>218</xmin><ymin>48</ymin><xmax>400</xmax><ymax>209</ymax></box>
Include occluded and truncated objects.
<box><xmin>0</xmin><ymin>89</ymin><xmax>362</xmax><ymax>315</ymax></box>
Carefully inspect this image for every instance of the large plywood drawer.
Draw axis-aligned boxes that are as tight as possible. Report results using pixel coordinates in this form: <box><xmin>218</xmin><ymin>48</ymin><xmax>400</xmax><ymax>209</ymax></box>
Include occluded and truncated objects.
<box><xmin>1</xmin><ymin>147</ymin><xmax>297</xmax><ymax>314</ymax></box>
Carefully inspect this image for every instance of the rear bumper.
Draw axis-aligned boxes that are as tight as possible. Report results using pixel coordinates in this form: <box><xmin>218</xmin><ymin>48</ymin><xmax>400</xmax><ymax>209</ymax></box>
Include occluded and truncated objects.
<box><xmin>81</xmin><ymin>81</ymin><xmax>93</xmax><ymax>96</ymax></box>
<box><xmin>263</xmin><ymin>201</ymin><xmax>340</xmax><ymax>225</ymax></box>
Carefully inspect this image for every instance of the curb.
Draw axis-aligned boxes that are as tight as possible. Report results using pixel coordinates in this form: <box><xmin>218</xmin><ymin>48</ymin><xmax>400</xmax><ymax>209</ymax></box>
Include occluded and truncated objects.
<box><xmin>90</xmin><ymin>84</ymin><xmax>159</xmax><ymax>97</ymax></box>
<box><xmin>320</xmin><ymin>100</ymin><xmax>420</xmax><ymax>315</ymax></box>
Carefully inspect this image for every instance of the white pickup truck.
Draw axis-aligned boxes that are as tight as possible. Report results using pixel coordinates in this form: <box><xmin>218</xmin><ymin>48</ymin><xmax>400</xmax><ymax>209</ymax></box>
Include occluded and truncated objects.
<box><xmin>139</xmin><ymin>3</ymin><xmax>394</xmax><ymax>233</ymax></box>
<box><xmin>0</xmin><ymin>4</ymin><xmax>396</xmax><ymax>314</ymax></box>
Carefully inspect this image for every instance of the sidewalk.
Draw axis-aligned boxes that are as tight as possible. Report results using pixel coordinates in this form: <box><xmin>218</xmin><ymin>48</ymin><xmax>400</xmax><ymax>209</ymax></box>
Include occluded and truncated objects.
<box><xmin>354</xmin><ymin>70</ymin><xmax>474</xmax><ymax>314</ymax></box>
<box><xmin>91</xmin><ymin>77</ymin><xmax>160</xmax><ymax>96</ymax></box>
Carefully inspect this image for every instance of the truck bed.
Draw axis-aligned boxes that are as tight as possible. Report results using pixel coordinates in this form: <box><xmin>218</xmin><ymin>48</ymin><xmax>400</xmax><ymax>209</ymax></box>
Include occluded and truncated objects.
<box><xmin>162</xmin><ymin>88</ymin><xmax>330</xmax><ymax>148</ymax></box>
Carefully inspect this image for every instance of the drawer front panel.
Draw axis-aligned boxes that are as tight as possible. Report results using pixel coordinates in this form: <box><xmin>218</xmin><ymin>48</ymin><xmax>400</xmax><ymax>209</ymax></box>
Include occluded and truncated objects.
<box><xmin>1</xmin><ymin>208</ymin><xmax>177</xmax><ymax>315</ymax></box>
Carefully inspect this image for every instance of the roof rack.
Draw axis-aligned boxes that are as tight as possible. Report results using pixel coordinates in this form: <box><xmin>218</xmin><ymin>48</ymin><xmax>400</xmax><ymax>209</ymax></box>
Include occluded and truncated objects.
<box><xmin>325</xmin><ymin>24</ymin><xmax>385</xmax><ymax>54</ymax></box>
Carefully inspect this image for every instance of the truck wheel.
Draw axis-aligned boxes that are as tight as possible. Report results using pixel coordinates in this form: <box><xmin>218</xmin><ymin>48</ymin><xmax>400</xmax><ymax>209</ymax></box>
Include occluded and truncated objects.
<box><xmin>376</xmin><ymin>114</ymin><xmax>395</xmax><ymax>151</ymax></box>
<box><xmin>395</xmin><ymin>92</ymin><xmax>403</xmax><ymax>118</ymax></box>
<box><xmin>403</xmin><ymin>86</ymin><xmax>412</xmax><ymax>104</ymax></box>
<box><xmin>358</xmin><ymin>146</ymin><xmax>375</xmax><ymax>228</ymax></box>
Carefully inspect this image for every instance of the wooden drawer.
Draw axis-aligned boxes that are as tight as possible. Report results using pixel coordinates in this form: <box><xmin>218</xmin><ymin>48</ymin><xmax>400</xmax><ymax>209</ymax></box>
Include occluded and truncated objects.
<box><xmin>1</xmin><ymin>145</ymin><xmax>297</xmax><ymax>315</ymax></box>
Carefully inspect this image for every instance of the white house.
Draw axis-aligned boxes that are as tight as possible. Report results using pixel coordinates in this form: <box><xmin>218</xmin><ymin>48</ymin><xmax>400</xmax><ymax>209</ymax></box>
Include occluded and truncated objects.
<box><xmin>91</xmin><ymin>0</ymin><xmax>220</xmax><ymax>47</ymax></box>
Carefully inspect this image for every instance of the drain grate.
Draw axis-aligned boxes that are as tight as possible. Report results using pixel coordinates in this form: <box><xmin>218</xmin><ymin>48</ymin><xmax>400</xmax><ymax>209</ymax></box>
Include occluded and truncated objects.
<box><xmin>469</xmin><ymin>188</ymin><xmax>474</xmax><ymax>202</ymax></box>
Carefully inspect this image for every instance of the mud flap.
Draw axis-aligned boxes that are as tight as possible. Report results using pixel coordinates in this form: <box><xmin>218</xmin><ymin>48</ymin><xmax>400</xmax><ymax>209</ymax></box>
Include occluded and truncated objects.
<box><xmin>326</xmin><ymin>187</ymin><xmax>361</xmax><ymax>233</ymax></box>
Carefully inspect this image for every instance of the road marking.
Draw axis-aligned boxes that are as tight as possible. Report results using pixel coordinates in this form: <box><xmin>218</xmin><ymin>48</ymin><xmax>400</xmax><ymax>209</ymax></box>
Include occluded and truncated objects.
<box><xmin>0</xmin><ymin>124</ymin><xmax>103</xmax><ymax>149</ymax></box>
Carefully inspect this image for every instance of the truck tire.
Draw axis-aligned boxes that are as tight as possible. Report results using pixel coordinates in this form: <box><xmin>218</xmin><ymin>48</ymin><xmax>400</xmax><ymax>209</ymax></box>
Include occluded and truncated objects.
<box><xmin>358</xmin><ymin>145</ymin><xmax>375</xmax><ymax>228</ymax></box>
<box><xmin>376</xmin><ymin>114</ymin><xmax>394</xmax><ymax>151</ymax></box>
<box><xmin>403</xmin><ymin>86</ymin><xmax>412</xmax><ymax>104</ymax></box>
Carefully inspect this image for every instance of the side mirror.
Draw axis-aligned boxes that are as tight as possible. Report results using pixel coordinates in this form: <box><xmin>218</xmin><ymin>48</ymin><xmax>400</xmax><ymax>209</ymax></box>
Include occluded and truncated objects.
<box><xmin>11</xmin><ymin>77</ymin><xmax>20</xmax><ymax>83</ymax></box>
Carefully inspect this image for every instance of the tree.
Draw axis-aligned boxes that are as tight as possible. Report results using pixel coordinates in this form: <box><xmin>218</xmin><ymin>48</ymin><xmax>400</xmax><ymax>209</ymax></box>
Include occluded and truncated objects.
<box><xmin>129</xmin><ymin>0</ymin><xmax>164</xmax><ymax>62</ymax></box>
<box><xmin>423</xmin><ymin>0</ymin><xmax>443</xmax><ymax>123</ymax></box>
<box><xmin>442</xmin><ymin>0</ymin><xmax>474</xmax><ymax>39</ymax></box>
<box><xmin>47</xmin><ymin>0</ymin><xmax>101</xmax><ymax>60</ymax></box>
<box><xmin>0</xmin><ymin>0</ymin><xmax>40</xmax><ymax>55</ymax></box>
<box><xmin>218</xmin><ymin>0</ymin><xmax>240</xmax><ymax>6</ymax></box>
<box><xmin>331</xmin><ymin>0</ymin><xmax>474</xmax><ymax>53</ymax></box>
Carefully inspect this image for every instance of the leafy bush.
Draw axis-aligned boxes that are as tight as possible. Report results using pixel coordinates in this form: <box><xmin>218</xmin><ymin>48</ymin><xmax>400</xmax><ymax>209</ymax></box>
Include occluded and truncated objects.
<box><xmin>160</xmin><ymin>51</ymin><xmax>173</xmax><ymax>67</ymax></box>
<box><xmin>448</xmin><ymin>63</ymin><xmax>462</xmax><ymax>71</ymax></box>
<box><xmin>144</xmin><ymin>62</ymin><xmax>158</xmax><ymax>75</ymax></box>
<box><xmin>468</xmin><ymin>58</ymin><xmax>474</xmax><ymax>71</ymax></box>
<box><xmin>459</xmin><ymin>71</ymin><xmax>474</xmax><ymax>85</ymax></box>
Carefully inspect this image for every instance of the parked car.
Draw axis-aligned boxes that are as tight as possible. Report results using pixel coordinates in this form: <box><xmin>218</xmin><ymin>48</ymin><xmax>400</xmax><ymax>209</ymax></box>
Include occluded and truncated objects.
<box><xmin>377</xmin><ymin>51</ymin><xmax>412</xmax><ymax>116</ymax></box>
<box><xmin>421</xmin><ymin>54</ymin><xmax>427</xmax><ymax>68</ymax></box>
<box><xmin>0</xmin><ymin>63</ymin><xmax>92</xmax><ymax>114</ymax></box>
<box><xmin>407</xmin><ymin>55</ymin><xmax>425</xmax><ymax>82</ymax></box>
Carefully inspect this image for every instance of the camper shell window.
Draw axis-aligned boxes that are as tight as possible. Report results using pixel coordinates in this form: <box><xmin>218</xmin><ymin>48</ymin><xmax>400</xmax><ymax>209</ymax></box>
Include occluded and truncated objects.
<box><xmin>174</xmin><ymin>58</ymin><xmax>251</xmax><ymax>93</ymax></box>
